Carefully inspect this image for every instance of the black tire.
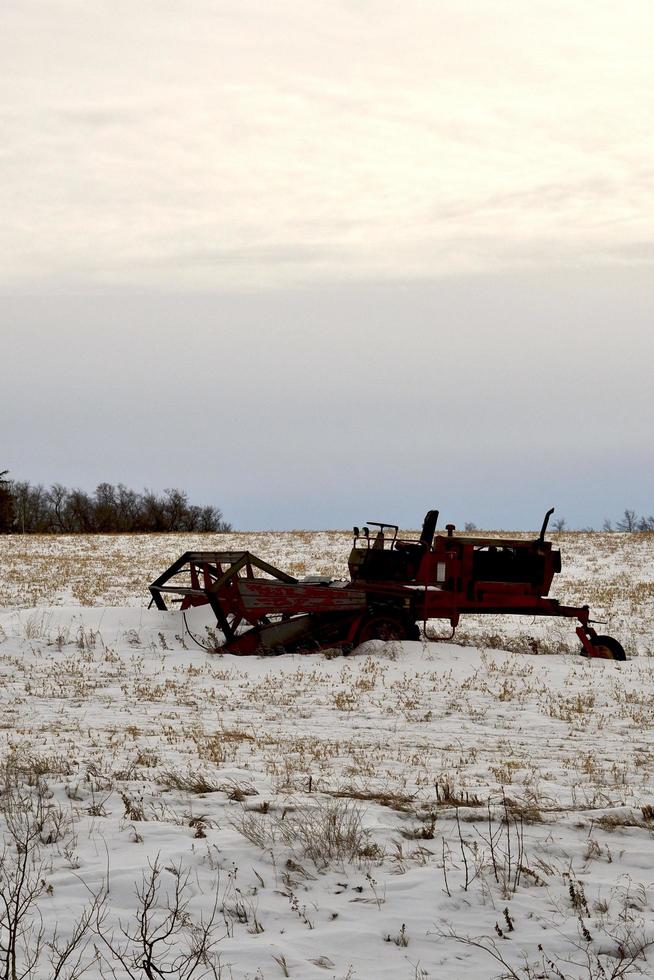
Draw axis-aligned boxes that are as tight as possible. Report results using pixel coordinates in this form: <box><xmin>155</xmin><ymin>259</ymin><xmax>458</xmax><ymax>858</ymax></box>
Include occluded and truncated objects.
<box><xmin>590</xmin><ymin>634</ymin><xmax>626</xmax><ymax>661</ymax></box>
<box><xmin>356</xmin><ymin>614</ymin><xmax>410</xmax><ymax>644</ymax></box>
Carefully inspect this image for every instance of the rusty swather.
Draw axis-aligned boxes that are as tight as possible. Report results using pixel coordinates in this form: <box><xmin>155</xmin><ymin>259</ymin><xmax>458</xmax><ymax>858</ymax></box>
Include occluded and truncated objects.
<box><xmin>149</xmin><ymin>508</ymin><xmax>626</xmax><ymax>659</ymax></box>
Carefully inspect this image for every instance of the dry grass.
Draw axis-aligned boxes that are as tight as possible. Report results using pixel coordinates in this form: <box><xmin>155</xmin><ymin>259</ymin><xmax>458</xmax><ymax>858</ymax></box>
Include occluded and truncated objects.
<box><xmin>2</xmin><ymin>531</ymin><xmax>654</xmax><ymax>647</ymax></box>
<box><xmin>2</xmin><ymin>531</ymin><xmax>654</xmax><ymax>979</ymax></box>
<box><xmin>231</xmin><ymin>796</ymin><xmax>376</xmax><ymax>869</ymax></box>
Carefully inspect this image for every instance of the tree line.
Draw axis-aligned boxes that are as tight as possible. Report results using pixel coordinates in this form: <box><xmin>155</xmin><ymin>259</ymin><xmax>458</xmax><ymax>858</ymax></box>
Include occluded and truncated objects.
<box><xmin>602</xmin><ymin>509</ymin><xmax>654</xmax><ymax>532</ymax></box>
<box><xmin>0</xmin><ymin>472</ymin><xmax>231</xmax><ymax>533</ymax></box>
<box><xmin>547</xmin><ymin>510</ymin><xmax>654</xmax><ymax>532</ymax></box>
<box><xmin>463</xmin><ymin>510</ymin><xmax>654</xmax><ymax>533</ymax></box>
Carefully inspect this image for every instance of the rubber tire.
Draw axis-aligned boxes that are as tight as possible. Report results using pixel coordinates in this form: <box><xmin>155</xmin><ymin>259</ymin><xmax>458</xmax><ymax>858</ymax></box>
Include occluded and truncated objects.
<box><xmin>590</xmin><ymin>634</ymin><xmax>626</xmax><ymax>661</ymax></box>
<box><xmin>357</xmin><ymin>615</ymin><xmax>410</xmax><ymax>644</ymax></box>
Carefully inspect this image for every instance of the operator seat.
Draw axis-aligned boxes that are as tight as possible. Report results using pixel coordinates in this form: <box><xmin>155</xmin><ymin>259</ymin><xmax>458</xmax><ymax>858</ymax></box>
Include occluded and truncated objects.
<box><xmin>420</xmin><ymin>509</ymin><xmax>439</xmax><ymax>549</ymax></box>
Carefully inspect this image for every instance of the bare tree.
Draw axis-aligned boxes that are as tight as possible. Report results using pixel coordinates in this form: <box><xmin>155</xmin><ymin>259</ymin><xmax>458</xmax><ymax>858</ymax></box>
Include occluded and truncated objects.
<box><xmin>140</xmin><ymin>490</ymin><xmax>167</xmax><ymax>532</ymax></box>
<box><xmin>0</xmin><ymin>780</ymin><xmax>101</xmax><ymax>980</ymax></box>
<box><xmin>115</xmin><ymin>484</ymin><xmax>141</xmax><ymax>531</ymax></box>
<box><xmin>163</xmin><ymin>488</ymin><xmax>189</xmax><ymax>531</ymax></box>
<box><xmin>10</xmin><ymin>481</ymin><xmax>50</xmax><ymax>533</ymax></box>
<box><xmin>0</xmin><ymin>842</ymin><xmax>44</xmax><ymax>979</ymax></box>
<box><xmin>616</xmin><ymin>509</ymin><xmax>639</xmax><ymax>532</ymax></box>
<box><xmin>94</xmin><ymin>483</ymin><xmax>119</xmax><ymax>531</ymax></box>
<box><xmin>95</xmin><ymin>857</ymin><xmax>224</xmax><ymax>979</ymax></box>
<box><xmin>67</xmin><ymin>489</ymin><xmax>96</xmax><ymax>532</ymax></box>
<box><xmin>0</xmin><ymin>472</ymin><xmax>13</xmax><ymax>533</ymax></box>
<box><xmin>48</xmin><ymin>483</ymin><xmax>71</xmax><ymax>532</ymax></box>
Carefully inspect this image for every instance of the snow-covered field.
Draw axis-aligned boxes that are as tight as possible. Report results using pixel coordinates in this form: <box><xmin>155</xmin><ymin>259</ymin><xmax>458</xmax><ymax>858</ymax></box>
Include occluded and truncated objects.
<box><xmin>1</xmin><ymin>531</ymin><xmax>654</xmax><ymax>979</ymax></box>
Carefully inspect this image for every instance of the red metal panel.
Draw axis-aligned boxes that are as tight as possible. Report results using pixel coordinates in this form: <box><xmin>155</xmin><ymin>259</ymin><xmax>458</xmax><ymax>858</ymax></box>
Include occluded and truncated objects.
<box><xmin>234</xmin><ymin>580</ymin><xmax>367</xmax><ymax>617</ymax></box>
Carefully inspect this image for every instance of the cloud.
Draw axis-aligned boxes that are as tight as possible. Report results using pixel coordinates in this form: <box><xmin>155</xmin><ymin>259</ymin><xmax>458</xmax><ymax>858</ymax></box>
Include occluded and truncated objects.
<box><xmin>1</xmin><ymin>1</ymin><xmax>654</xmax><ymax>290</ymax></box>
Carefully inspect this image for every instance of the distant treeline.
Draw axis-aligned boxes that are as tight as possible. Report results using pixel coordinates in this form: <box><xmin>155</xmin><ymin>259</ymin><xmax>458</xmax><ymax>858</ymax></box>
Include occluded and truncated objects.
<box><xmin>0</xmin><ymin>472</ymin><xmax>231</xmax><ymax>534</ymax></box>
<box><xmin>465</xmin><ymin>510</ymin><xmax>654</xmax><ymax>533</ymax></box>
<box><xmin>601</xmin><ymin>509</ymin><xmax>654</xmax><ymax>532</ymax></box>
<box><xmin>550</xmin><ymin>510</ymin><xmax>654</xmax><ymax>532</ymax></box>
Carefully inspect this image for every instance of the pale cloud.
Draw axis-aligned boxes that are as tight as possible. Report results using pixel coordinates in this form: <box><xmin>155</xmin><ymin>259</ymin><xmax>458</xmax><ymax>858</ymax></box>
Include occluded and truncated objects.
<box><xmin>1</xmin><ymin>0</ymin><xmax>654</xmax><ymax>290</ymax></box>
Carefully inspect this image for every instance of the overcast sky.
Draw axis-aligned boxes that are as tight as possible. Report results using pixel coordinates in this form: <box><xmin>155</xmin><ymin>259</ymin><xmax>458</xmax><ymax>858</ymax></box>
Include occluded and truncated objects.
<box><xmin>1</xmin><ymin>1</ymin><xmax>653</xmax><ymax>529</ymax></box>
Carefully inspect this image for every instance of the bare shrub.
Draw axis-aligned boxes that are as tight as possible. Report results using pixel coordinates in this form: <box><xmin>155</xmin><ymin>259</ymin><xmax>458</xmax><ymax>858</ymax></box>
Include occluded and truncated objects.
<box><xmin>0</xmin><ymin>781</ymin><xmax>102</xmax><ymax>979</ymax></box>
<box><xmin>119</xmin><ymin>791</ymin><xmax>146</xmax><ymax>822</ymax></box>
<box><xmin>437</xmin><ymin>921</ymin><xmax>652</xmax><ymax>980</ymax></box>
<box><xmin>2</xmin><ymin>749</ymin><xmax>73</xmax><ymax>781</ymax></box>
<box><xmin>1</xmin><ymin>775</ymin><xmax>73</xmax><ymax>848</ymax></box>
<box><xmin>384</xmin><ymin>923</ymin><xmax>409</xmax><ymax>947</ymax></box>
<box><xmin>329</xmin><ymin>785</ymin><xmax>418</xmax><ymax>812</ymax></box>
<box><xmin>0</xmin><ymin>838</ymin><xmax>45</xmax><ymax>978</ymax></box>
<box><xmin>435</xmin><ymin>778</ymin><xmax>483</xmax><ymax>808</ymax></box>
<box><xmin>160</xmin><ymin>769</ymin><xmax>255</xmax><ymax>798</ymax></box>
<box><xmin>230</xmin><ymin>809</ymin><xmax>276</xmax><ymax>851</ymax></box>
<box><xmin>95</xmin><ymin>857</ymin><xmax>224</xmax><ymax>978</ymax></box>
<box><xmin>231</xmin><ymin>797</ymin><xmax>373</xmax><ymax>869</ymax></box>
<box><xmin>281</xmin><ymin>798</ymin><xmax>373</xmax><ymax>867</ymax></box>
<box><xmin>160</xmin><ymin>769</ymin><xmax>224</xmax><ymax>794</ymax></box>
<box><xmin>596</xmin><ymin>810</ymin><xmax>651</xmax><ymax>832</ymax></box>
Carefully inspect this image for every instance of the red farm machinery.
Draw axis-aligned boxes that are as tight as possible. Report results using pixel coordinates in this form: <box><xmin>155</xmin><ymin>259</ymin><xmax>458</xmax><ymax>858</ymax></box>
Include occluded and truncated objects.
<box><xmin>149</xmin><ymin>508</ymin><xmax>626</xmax><ymax>660</ymax></box>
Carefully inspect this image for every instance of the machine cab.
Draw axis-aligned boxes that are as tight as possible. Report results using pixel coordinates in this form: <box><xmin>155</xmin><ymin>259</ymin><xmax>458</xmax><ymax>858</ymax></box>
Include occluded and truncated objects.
<box><xmin>348</xmin><ymin>510</ymin><xmax>438</xmax><ymax>583</ymax></box>
<box><xmin>349</xmin><ymin>508</ymin><xmax>561</xmax><ymax>601</ymax></box>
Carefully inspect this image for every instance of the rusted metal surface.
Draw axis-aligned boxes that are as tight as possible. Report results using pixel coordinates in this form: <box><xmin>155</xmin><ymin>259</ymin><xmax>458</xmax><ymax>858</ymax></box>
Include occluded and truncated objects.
<box><xmin>235</xmin><ymin>580</ymin><xmax>367</xmax><ymax>617</ymax></box>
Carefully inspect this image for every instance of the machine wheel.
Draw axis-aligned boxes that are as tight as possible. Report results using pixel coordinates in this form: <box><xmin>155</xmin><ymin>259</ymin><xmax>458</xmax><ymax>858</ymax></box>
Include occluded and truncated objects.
<box><xmin>356</xmin><ymin>614</ymin><xmax>411</xmax><ymax>644</ymax></box>
<box><xmin>589</xmin><ymin>635</ymin><xmax>626</xmax><ymax>661</ymax></box>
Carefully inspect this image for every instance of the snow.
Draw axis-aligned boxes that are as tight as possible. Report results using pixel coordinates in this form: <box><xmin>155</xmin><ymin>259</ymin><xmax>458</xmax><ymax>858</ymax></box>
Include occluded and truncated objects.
<box><xmin>0</xmin><ymin>531</ymin><xmax>653</xmax><ymax>978</ymax></box>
